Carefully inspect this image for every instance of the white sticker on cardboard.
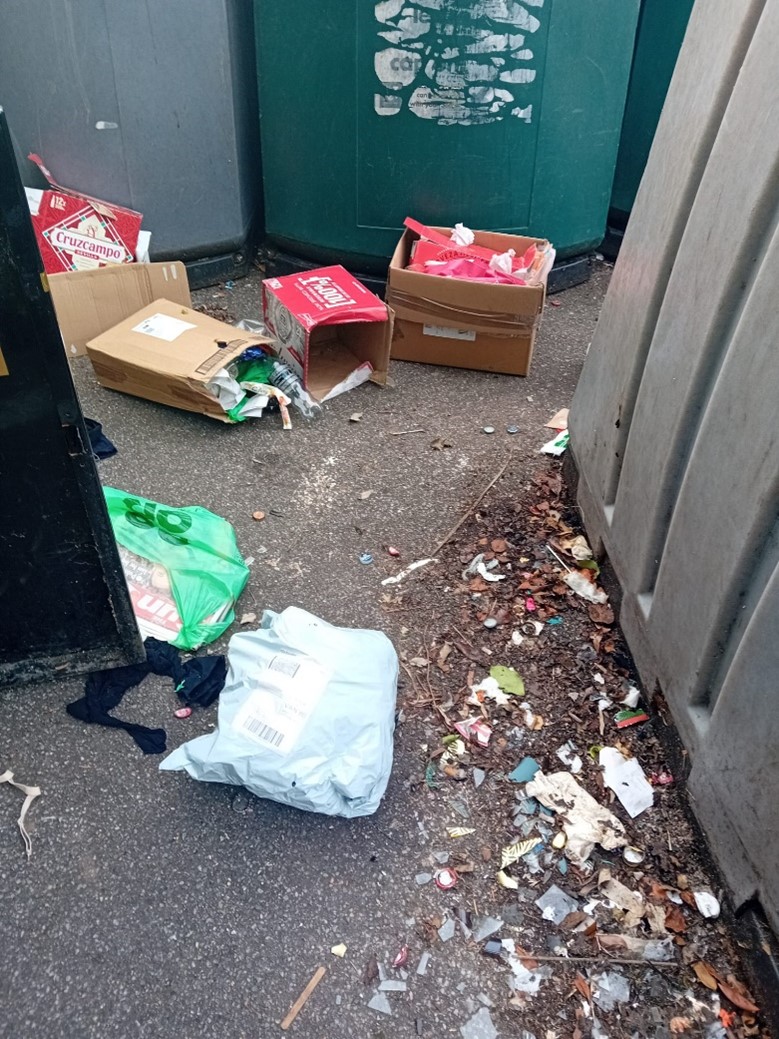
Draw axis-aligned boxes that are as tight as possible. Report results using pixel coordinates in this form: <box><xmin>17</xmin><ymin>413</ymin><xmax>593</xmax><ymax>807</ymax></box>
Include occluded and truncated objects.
<box><xmin>232</xmin><ymin>654</ymin><xmax>330</xmax><ymax>755</ymax></box>
<box><xmin>132</xmin><ymin>313</ymin><xmax>196</xmax><ymax>342</ymax></box>
<box><xmin>423</xmin><ymin>324</ymin><xmax>477</xmax><ymax>342</ymax></box>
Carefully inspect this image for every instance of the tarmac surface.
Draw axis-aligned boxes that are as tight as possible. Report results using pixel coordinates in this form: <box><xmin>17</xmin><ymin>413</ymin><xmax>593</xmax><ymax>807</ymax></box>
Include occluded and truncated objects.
<box><xmin>0</xmin><ymin>262</ymin><xmax>610</xmax><ymax>1039</ymax></box>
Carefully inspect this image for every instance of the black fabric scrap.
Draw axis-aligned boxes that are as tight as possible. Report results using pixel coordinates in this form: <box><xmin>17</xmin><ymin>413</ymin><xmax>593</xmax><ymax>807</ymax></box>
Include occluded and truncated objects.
<box><xmin>66</xmin><ymin>638</ymin><xmax>227</xmax><ymax>754</ymax></box>
<box><xmin>84</xmin><ymin>417</ymin><xmax>117</xmax><ymax>460</ymax></box>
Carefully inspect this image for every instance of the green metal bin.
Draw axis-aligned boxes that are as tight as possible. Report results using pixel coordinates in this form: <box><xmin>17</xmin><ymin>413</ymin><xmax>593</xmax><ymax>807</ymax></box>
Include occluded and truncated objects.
<box><xmin>256</xmin><ymin>0</ymin><xmax>641</xmax><ymax>274</ymax></box>
<box><xmin>609</xmin><ymin>0</ymin><xmax>696</xmax><ymax>224</ymax></box>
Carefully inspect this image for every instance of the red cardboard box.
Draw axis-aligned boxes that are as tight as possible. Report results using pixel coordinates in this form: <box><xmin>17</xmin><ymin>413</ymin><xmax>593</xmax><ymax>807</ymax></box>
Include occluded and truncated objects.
<box><xmin>262</xmin><ymin>265</ymin><xmax>393</xmax><ymax>401</ymax></box>
<box><xmin>26</xmin><ymin>154</ymin><xmax>143</xmax><ymax>274</ymax></box>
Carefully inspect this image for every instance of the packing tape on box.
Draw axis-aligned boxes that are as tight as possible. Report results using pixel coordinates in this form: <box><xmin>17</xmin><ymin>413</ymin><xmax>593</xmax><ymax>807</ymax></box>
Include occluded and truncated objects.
<box><xmin>385</xmin><ymin>289</ymin><xmax>540</xmax><ymax>334</ymax></box>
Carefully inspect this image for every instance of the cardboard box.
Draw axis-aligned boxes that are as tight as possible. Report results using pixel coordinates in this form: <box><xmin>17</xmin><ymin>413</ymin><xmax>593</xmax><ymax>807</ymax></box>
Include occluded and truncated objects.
<box><xmin>86</xmin><ymin>300</ymin><xmax>274</xmax><ymax>422</ymax></box>
<box><xmin>386</xmin><ymin>227</ymin><xmax>547</xmax><ymax>376</ymax></box>
<box><xmin>49</xmin><ymin>261</ymin><xmax>191</xmax><ymax>357</ymax></box>
<box><xmin>262</xmin><ymin>266</ymin><xmax>393</xmax><ymax>401</ymax></box>
<box><xmin>26</xmin><ymin>153</ymin><xmax>143</xmax><ymax>275</ymax></box>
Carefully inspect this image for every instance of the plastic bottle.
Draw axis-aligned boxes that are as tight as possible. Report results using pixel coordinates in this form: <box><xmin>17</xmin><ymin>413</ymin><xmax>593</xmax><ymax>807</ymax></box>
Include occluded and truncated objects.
<box><xmin>268</xmin><ymin>361</ymin><xmax>323</xmax><ymax>421</ymax></box>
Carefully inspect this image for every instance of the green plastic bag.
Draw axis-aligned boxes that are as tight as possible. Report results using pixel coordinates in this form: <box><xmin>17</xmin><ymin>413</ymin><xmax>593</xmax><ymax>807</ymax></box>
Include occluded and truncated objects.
<box><xmin>105</xmin><ymin>487</ymin><xmax>250</xmax><ymax>650</ymax></box>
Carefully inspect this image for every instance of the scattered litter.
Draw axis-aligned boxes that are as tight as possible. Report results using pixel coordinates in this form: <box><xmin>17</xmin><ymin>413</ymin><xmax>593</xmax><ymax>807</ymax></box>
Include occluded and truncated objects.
<box><xmin>501</xmin><ymin>838</ymin><xmax>542</xmax><ymax>869</ymax></box>
<box><xmin>508</xmin><ymin>757</ymin><xmax>540</xmax><ymax>784</ymax></box>
<box><xmin>349</xmin><ymin>412</ymin><xmax>363</xmax><ymax>423</ymax></box>
<box><xmin>693</xmin><ymin>891</ymin><xmax>721</xmax><ymax>919</ymax></box>
<box><xmin>392</xmin><ymin>946</ymin><xmax>409</xmax><ymax>969</ymax></box>
<box><xmin>359</xmin><ymin>552</ymin><xmax>374</xmax><ymax>564</ymax></box>
<box><xmin>599</xmin><ymin>874</ymin><xmax>646</xmax><ymax>928</ymax></box>
<box><xmin>415</xmin><ymin>873</ymin><xmax>433</xmax><ymax>886</ymax></box>
<box><xmin>511</xmin><ymin>630</ymin><xmax>524</xmax><ymax>646</ymax></box>
<box><xmin>462</xmin><ymin>553</ymin><xmax>507</xmax><ymax>583</ymax></box>
<box><xmin>359</xmin><ymin>490</ymin><xmax>374</xmax><ymax>500</ymax></box>
<box><xmin>0</xmin><ymin>770</ymin><xmax>41</xmax><ymax>859</ymax></box>
<box><xmin>490</xmin><ymin>665</ymin><xmax>525</xmax><ymax>696</ymax></box>
<box><xmin>623</xmin><ymin>846</ymin><xmax>645</xmax><ymax>865</ymax></box>
<box><xmin>381</xmin><ymin>558</ymin><xmax>437</xmax><ymax>586</ymax></box>
<box><xmin>460</xmin><ymin>1007</ymin><xmax>498</xmax><ymax>1039</ymax></box>
<box><xmin>473</xmin><ymin>768</ymin><xmax>486</xmax><ymax>788</ymax></box>
<box><xmin>526</xmin><ymin>771</ymin><xmax>627</xmax><ymax>866</ymax></box>
<box><xmin>525</xmin><ymin>596</ymin><xmax>537</xmax><ymax>612</ymax></box>
<box><xmin>496</xmin><ymin>870</ymin><xmax>519</xmax><ymax>890</ymax></box>
<box><xmin>650</xmin><ymin>770</ymin><xmax>674</xmax><ymax>786</ymax></box>
<box><xmin>482</xmin><ymin>938</ymin><xmax>503</xmax><ymax>957</ymax></box>
<box><xmin>435</xmin><ymin>868</ymin><xmax>459</xmax><ymax>891</ymax></box>
<box><xmin>621</xmin><ymin>686</ymin><xmax>641</xmax><ymax>708</ymax></box>
<box><xmin>389</xmin><ymin>428</ymin><xmax>426</xmax><ymax>436</ymax></box>
<box><xmin>545</xmin><ymin>408</ymin><xmax>569</xmax><ymax>430</ymax></box>
<box><xmin>471</xmin><ymin>916</ymin><xmax>504</xmax><ymax>943</ymax></box>
<box><xmin>330</xmin><ymin>943</ymin><xmax>347</xmax><ymax>958</ymax></box>
<box><xmin>455</xmin><ymin>717</ymin><xmax>492</xmax><ymax>747</ymax></box>
<box><xmin>552</xmin><ymin>832</ymin><xmax>567</xmax><ymax>850</ymax></box>
<box><xmin>447</xmin><ymin>827</ymin><xmax>475</xmax><ymax>838</ymax></box>
<box><xmin>438</xmin><ymin>916</ymin><xmax>457</xmax><ymax>941</ymax></box>
<box><xmin>251</xmin><ymin>510</ymin><xmax>266</xmax><ymax>521</ymax></box>
<box><xmin>522</xmin><ymin>620</ymin><xmax>545</xmax><ymax>637</ymax></box>
<box><xmin>502</xmin><ymin>939</ymin><xmax>553</xmax><ymax>995</ymax></box>
<box><xmin>547</xmin><ymin>616</ymin><xmax>563</xmax><ymax>626</ymax></box>
<box><xmin>560</xmin><ymin>534</ymin><xmax>592</xmax><ymax>560</ymax></box>
<box><xmin>564</xmin><ymin>569</ymin><xmax>608</xmax><ymax>604</ymax></box>
<box><xmin>483</xmin><ymin>618</ymin><xmax>498</xmax><ymax>630</ymax></box>
<box><xmin>363</xmin><ymin>955</ymin><xmax>380</xmax><ymax>985</ymax></box>
<box><xmin>506</xmin><ymin>425</ymin><xmax>520</xmax><ymax>435</ymax></box>
<box><xmin>591</xmin><ymin>971</ymin><xmax>630</xmax><ymax>1013</ymax></box>
<box><xmin>280</xmin><ymin>965</ymin><xmax>327</xmax><ymax>1031</ymax></box>
<box><xmin>379</xmin><ymin>979</ymin><xmax>407</xmax><ymax>992</ymax></box>
<box><xmin>556</xmin><ymin>741</ymin><xmax>583</xmax><ymax>773</ymax></box>
<box><xmin>482</xmin><ymin>427</ymin><xmax>496</xmax><ymax>435</ymax></box>
<box><xmin>599</xmin><ymin>747</ymin><xmax>654</xmax><ymax>818</ymax></box>
<box><xmin>173</xmin><ymin>706</ymin><xmax>193</xmax><ymax>720</ymax></box>
<box><xmin>615</xmin><ymin>708</ymin><xmax>649</xmax><ymax>729</ymax></box>
<box><xmin>539</xmin><ymin>429</ymin><xmax>569</xmax><ymax>456</ymax></box>
<box><xmin>367</xmin><ymin>991</ymin><xmax>393</xmax><ymax>1017</ymax></box>
<box><xmin>386</xmin><ymin>546</ymin><xmax>401</xmax><ymax>557</ymax></box>
<box><xmin>240</xmin><ymin>612</ymin><xmax>257</xmax><ymax>625</ymax></box>
<box><xmin>433</xmin><ymin>850</ymin><xmax>450</xmax><ymax>864</ymax></box>
<box><xmin>416</xmin><ymin>951</ymin><xmax>431</xmax><ymax>976</ymax></box>
<box><xmin>535</xmin><ymin>884</ymin><xmax>579</xmax><ymax>925</ymax></box>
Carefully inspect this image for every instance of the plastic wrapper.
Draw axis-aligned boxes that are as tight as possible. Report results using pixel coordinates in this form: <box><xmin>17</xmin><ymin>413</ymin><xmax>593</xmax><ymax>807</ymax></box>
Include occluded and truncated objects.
<box><xmin>105</xmin><ymin>487</ymin><xmax>249</xmax><ymax>650</ymax></box>
<box><xmin>160</xmin><ymin>607</ymin><xmax>398</xmax><ymax>818</ymax></box>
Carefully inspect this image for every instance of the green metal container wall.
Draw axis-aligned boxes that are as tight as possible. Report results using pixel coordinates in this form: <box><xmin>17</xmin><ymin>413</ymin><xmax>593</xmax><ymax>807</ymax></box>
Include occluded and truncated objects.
<box><xmin>256</xmin><ymin>0</ymin><xmax>641</xmax><ymax>271</ymax></box>
<box><xmin>610</xmin><ymin>0</ymin><xmax>695</xmax><ymax>220</ymax></box>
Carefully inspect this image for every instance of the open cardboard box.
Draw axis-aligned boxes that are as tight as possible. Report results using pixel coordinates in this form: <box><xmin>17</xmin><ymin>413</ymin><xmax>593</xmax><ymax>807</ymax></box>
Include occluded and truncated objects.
<box><xmin>86</xmin><ymin>300</ymin><xmax>274</xmax><ymax>422</ymax></box>
<box><xmin>49</xmin><ymin>261</ymin><xmax>191</xmax><ymax>357</ymax></box>
<box><xmin>262</xmin><ymin>266</ymin><xmax>393</xmax><ymax>401</ymax></box>
<box><xmin>386</xmin><ymin>226</ymin><xmax>547</xmax><ymax>376</ymax></box>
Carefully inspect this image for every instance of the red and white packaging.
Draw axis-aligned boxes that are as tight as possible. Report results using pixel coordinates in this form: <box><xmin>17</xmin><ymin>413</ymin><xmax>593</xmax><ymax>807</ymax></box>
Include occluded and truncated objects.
<box><xmin>26</xmin><ymin>154</ymin><xmax>144</xmax><ymax>274</ymax></box>
<box><xmin>262</xmin><ymin>265</ymin><xmax>392</xmax><ymax>401</ymax></box>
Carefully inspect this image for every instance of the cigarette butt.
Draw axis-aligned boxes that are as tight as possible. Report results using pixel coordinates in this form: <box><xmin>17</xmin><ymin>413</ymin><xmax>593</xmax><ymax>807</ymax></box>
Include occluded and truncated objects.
<box><xmin>280</xmin><ymin>965</ymin><xmax>326</xmax><ymax>1030</ymax></box>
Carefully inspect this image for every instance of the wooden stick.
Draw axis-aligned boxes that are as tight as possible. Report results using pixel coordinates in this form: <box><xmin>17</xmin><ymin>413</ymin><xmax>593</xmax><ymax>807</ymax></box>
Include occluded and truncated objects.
<box><xmin>280</xmin><ymin>965</ymin><xmax>326</xmax><ymax>1030</ymax></box>
<box><xmin>516</xmin><ymin>953</ymin><xmax>676</xmax><ymax>967</ymax></box>
<box><xmin>389</xmin><ymin>428</ymin><xmax>426</xmax><ymax>435</ymax></box>
<box><xmin>430</xmin><ymin>453</ymin><xmax>513</xmax><ymax>557</ymax></box>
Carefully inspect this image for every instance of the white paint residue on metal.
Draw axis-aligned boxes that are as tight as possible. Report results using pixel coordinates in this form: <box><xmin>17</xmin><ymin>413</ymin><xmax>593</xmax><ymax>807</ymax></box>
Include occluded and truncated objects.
<box><xmin>373</xmin><ymin>0</ymin><xmax>545</xmax><ymax>125</ymax></box>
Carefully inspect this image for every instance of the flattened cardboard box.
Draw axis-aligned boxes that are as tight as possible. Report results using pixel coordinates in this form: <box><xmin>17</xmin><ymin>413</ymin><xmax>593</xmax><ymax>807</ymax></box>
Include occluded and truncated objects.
<box><xmin>86</xmin><ymin>300</ymin><xmax>273</xmax><ymax>422</ymax></box>
<box><xmin>386</xmin><ymin>227</ymin><xmax>547</xmax><ymax>377</ymax></box>
<box><xmin>49</xmin><ymin>261</ymin><xmax>191</xmax><ymax>358</ymax></box>
<box><xmin>262</xmin><ymin>265</ymin><xmax>393</xmax><ymax>401</ymax></box>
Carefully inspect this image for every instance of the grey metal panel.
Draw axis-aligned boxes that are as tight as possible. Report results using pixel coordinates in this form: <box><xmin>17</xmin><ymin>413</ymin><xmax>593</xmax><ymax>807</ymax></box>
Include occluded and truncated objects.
<box><xmin>569</xmin><ymin>0</ymin><xmax>779</xmax><ymax>931</ymax></box>
<box><xmin>0</xmin><ymin>0</ymin><xmax>260</xmax><ymax>260</ymax></box>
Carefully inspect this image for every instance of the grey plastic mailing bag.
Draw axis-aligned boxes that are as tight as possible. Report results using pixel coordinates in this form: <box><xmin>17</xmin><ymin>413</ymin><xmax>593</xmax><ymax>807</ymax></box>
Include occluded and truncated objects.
<box><xmin>160</xmin><ymin>607</ymin><xmax>398</xmax><ymax>818</ymax></box>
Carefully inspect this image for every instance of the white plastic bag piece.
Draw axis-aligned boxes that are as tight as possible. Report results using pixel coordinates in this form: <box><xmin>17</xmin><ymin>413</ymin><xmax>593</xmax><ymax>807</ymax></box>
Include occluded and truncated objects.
<box><xmin>450</xmin><ymin>222</ymin><xmax>475</xmax><ymax>247</ymax></box>
<box><xmin>160</xmin><ymin>607</ymin><xmax>398</xmax><ymax>818</ymax></box>
<box><xmin>599</xmin><ymin>747</ymin><xmax>654</xmax><ymax>818</ymax></box>
<box><xmin>207</xmin><ymin>368</ymin><xmax>245</xmax><ymax>411</ymax></box>
<box><xmin>489</xmin><ymin>249</ymin><xmax>516</xmax><ymax>275</ymax></box>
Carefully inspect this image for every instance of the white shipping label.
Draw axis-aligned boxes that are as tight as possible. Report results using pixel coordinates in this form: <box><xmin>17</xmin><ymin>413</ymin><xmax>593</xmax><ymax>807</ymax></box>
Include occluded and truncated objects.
<box><xmin>232</xmin><ymin>653</ymin><xmax>330</xmax><ymax>755</ymax></box>
<box><xmin>132</xmin><ymin>313</ymin><xmax>196</xmax><ymax>342</ymax></box>
<box><xmin>423</xmin><ymin>324</ymin><xmax>476</xmax><ymax>342</ymax></box>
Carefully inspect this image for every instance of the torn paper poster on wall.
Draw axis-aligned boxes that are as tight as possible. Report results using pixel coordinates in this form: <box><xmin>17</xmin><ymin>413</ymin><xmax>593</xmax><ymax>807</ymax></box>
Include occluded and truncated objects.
<box><xmin>374</xmin><ymin>0</ymin><xmax>546</xmax><ymax>126</ymax></box>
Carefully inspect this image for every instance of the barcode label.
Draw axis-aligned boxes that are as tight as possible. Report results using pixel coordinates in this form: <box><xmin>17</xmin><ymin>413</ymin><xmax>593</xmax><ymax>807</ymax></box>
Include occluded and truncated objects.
<box><xmin>232</xmin><ymin>654</ymin><xmax>331</xmax><ymax>755</ymax></box>
<box><xmin>242</xmin><ymin>717</ymin><xmax>284</xmax><ymax>747</ymax></box>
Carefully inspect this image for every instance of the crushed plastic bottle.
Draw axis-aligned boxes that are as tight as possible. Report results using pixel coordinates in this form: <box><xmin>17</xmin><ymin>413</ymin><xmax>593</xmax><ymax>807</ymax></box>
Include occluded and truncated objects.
<box><xmin>268</xmin><ymin>361</ymin><xmax>323</xmax><ymax>421</ymax></box>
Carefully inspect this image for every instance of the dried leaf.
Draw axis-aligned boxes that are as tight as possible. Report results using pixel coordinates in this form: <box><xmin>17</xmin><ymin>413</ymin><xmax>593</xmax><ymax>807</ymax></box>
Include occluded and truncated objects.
<box><xmin>692</xmin><ymin>961</ymin><xmax>718</xmax><ymax>991</ymax></box>
<box><xmin>409</xmin><ymin>657</ymin><xmax>429</xmax><ymax>668</ymax></box>
<box><xmin>348</xmin><ymin>412</ymin><xmax>363</xmax><ymax>423</ymax></box>
<box><xmin>669</xmin><ymin>1017</ymin><xmax>691</xmax><ymax>1034</ymax></box>
<box><xmin>665</xmin><ymin>905</ymin><xmax>687</xmax><ymax>934</ymax></box>
<box><xmin>573</xmin><ymin>974</ymin><xmax>591</xmax><ymax>1001</ymax></box>
<box><xmin>430</xmin><ymin>436</ymin><xmax>452</xmax><ymax>451</ymax></box>
<box><xmin>500</xmin><ymin>837</ymin><xmax>542</xmax><ymax>869</ymax></box>
<box><xmin>491</xmin><ymin>539</ymin><xmax>508</xmax><ymax>553</ymax></box>
<box><xmin>588</xmin><ymin>603</ymin><xmax>615</xmax><ymax>625</ymax></box>
<box><xmin>362</xmin><ymin>953</ymin><xmax>379</xmax><ymax>985</ymax></box>
<box><xmin>489</xmin><ymin>665</ymin><xmax>525</xmax><ymax>697</ymax></box>
<box><xmin>717</xmin><ymin>979</ymin><xmax>759</xmax><ymax>1014</ymax></box>
<box><xmin>437</xmin><ymin>643</ymin><xmax>452</xmax><ymax>669</ymax></box>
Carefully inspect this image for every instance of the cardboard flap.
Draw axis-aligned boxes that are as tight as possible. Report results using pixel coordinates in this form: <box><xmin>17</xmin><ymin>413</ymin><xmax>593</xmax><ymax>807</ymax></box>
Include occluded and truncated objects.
<box><xmin>27</xmin><ymin>152</ymin><xmax>141</xmax><ymax>219</ymax></box>
<box><xmin>50</xmin><ymin>262</ymin><xmax>191</xmax><ymax>357</ymax></box>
